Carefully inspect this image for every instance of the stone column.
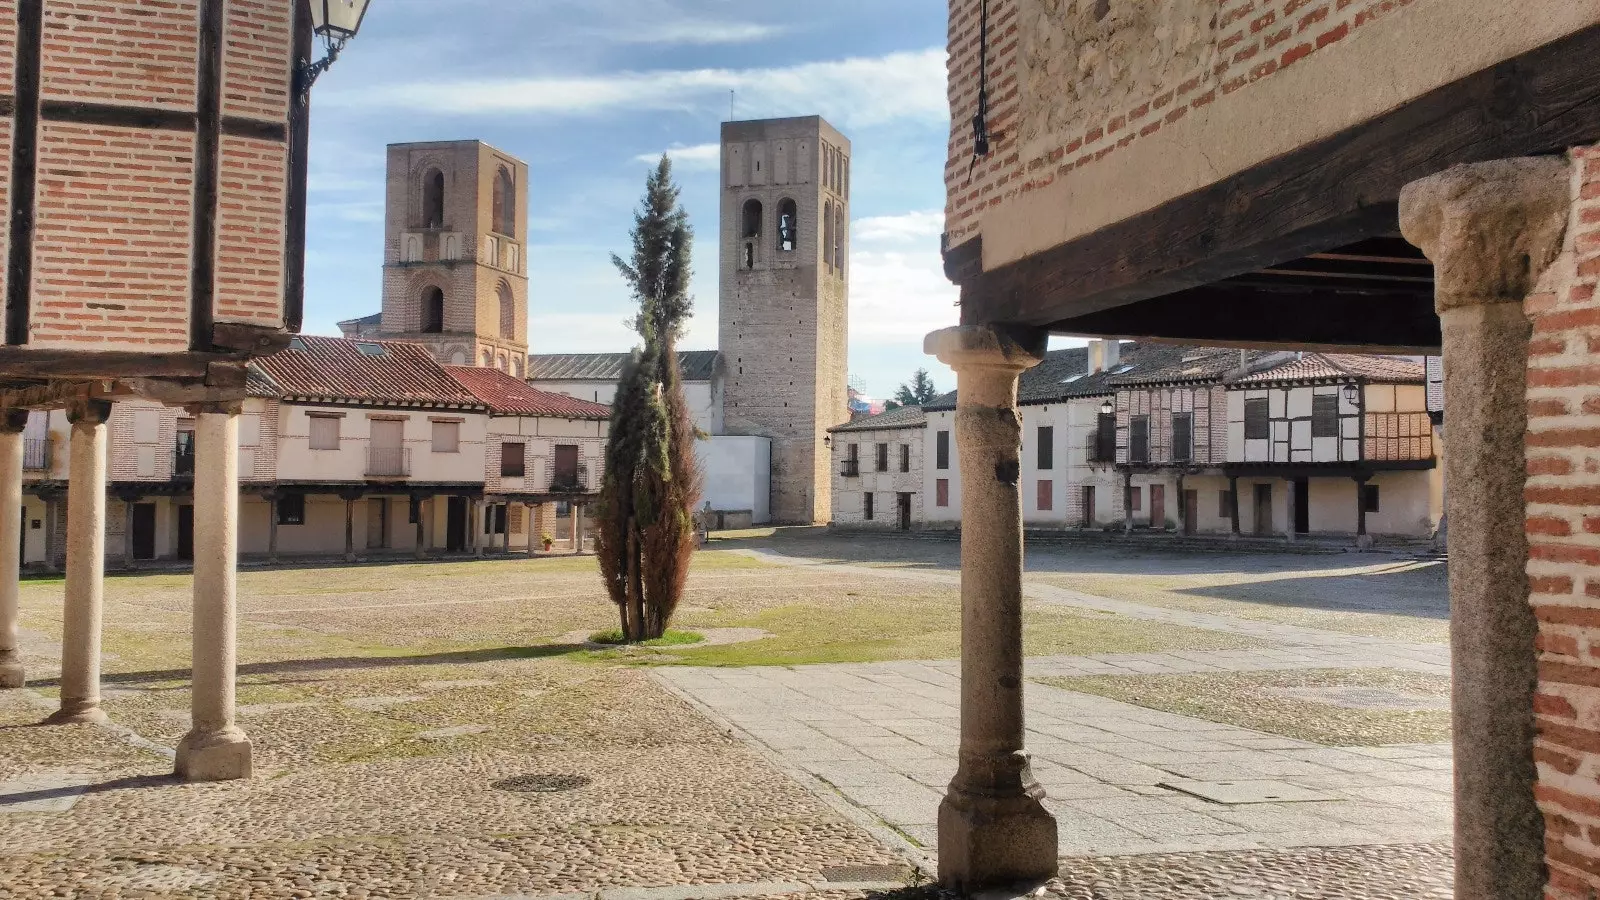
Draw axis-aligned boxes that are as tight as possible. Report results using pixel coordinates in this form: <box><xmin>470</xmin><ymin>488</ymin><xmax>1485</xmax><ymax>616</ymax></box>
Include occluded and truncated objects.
<box><xmin>525</xmin><ymin>504</ymin><xmax>536</xmax><ymax>556</ymax></box>
<box><xmin>175</xmin><ymin>405</ymin><xmax>250</xmax><ymax>780</ymax></box>
<box><xmin>572</xmin><ymin>504</ymin><xmax>583</xmax><ymax>555</ymax></box>
<box><xmin>470</xmin><ymin>497</ymin><xmax>483</xmax><ymax>559</ymax></box>
<box><xmin>1353</xmin><ymin>477</ymin><xmax>1373</xmax><ymax>550</ymax></box>
<box><xmin>927</xmin><ymin>325</ymin><xmax>1056</xmax><ymax>890</ymax></box>
<box><xmin>41</xmin><ymin>493</ymin><xmax>58</xmax><ymax>574</ymax></box>
<box><xmin>1121</xmin><ymin>472</ymin><xmax>1133</xmax><ymax>535</ymax></box>
<box><xmin>342</xmin><ymin>494</ymin><xmax>357</xmax><ymax>563</ymax></box>
<box><xmin>266</xmin><ymin>491</ymin><xmax>280</xmax><ymax>564</ymax></box>
<box><xmin>0</xmin><ymin>410</ymin><xmax>27</xmax><ymax>688</ymax></box>
<box><xmin>1400</xmin><ymin>156</ymin><xmax>1571</xmax><ymax>900</ymax></box>
<box><xmin>413</xmin><ymin>496</ymin><xmax>427</xmax><ymax>559</ymax></box>
<box><xmin>47</xmin><ymin>399</ymin><xmax>110</xmax><ymax>725</ymax></box>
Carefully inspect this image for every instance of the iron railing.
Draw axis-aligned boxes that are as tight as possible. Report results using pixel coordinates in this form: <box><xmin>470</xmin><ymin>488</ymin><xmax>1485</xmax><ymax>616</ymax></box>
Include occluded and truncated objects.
<box><xmin>366</xmin><ymin>447</ymin><xmax>412</xmax><ymax>477</ymax></box>
<box><xmin>1364</xmin><ymin>412</ymin><xmax>1434</xmax><ymax>461</ymax></box>
<box><xmin>840</xmin><ymin>458</ymin><xmax>860</xmax><ymax>478</ymax></box>
<box><xmin>173</xmin><ymin>439</ymin><xmax>196</xmax><ymax>477</ymax></box>
<box><xmin>1085</xmin><ymin>433</ymin><xmax>1116</xmax><ymax>464</ymax></box>
<box><xmin>551</xmin><ymin>462</ymin><xmax>591</xmax><ymax>493</ymax></box>
<box><xmin>22</xmin><ymin>439</ymin><xmax>49</xmax><ymax>471</ymax></box>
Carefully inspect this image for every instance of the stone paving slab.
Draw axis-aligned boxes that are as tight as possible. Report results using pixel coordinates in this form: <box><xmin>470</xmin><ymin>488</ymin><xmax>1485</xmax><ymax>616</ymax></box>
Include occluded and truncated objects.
<box><xmin>658</xmin><ymin>662</ymin><xmax>1452</xmax><ymax>859</ymax></box>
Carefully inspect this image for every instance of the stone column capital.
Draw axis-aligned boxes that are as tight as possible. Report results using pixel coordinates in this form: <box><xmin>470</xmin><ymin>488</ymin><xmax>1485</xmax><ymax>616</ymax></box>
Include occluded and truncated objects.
<box><xmin>185</xmin><ymin>400</ymin><xmax>244</xmax><ymax>418</ymax></box>
<box><xmin>1398</xmin><ymin>157</ymin><xmax>1571</xmax><ymax>313</ymax></box>
<box><xmin>0</xmin><ymin>409</ymin><xmax>27</xmax><ymax>434</ymax></box>
<box><xmin>925</xmin><ymin>325</ymin><xmax>1048</xmax><ymax>377</ymax></box>
<box><xmin>65</xmin><ymin>398</ymin><xmax>111</xmax><ymax>427</ymax></box>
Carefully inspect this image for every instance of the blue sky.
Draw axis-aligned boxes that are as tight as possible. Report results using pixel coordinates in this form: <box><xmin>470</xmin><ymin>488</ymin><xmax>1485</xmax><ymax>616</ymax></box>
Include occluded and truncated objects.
<box><xmin>303</xmin><ymin>0</ymin><xmax>968</xmax><ymax>402</ymax></box>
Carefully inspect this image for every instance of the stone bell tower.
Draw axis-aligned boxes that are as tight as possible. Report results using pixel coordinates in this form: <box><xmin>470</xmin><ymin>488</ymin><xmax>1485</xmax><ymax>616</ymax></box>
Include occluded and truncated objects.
<box><xmin>379</xmin><ymin>140</ymin><xmax>530</xmax><ymax>375</ymax></box>
<box><xmin>719</xmin><ymin>116</ymin><xmax>851</xmax><ymax>524</ymax></box>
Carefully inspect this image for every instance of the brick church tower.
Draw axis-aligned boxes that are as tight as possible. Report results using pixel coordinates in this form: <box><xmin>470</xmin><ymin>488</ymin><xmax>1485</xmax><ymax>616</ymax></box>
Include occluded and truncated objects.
<box><xmin>719</xmin><ymin>117</ymin><xmax>851</xmax><ymax>524</ymax></box>
<box><xmin>378</xmin><ymin>141</ymin><xmax>530</xmax><ymax>374</ymax></box>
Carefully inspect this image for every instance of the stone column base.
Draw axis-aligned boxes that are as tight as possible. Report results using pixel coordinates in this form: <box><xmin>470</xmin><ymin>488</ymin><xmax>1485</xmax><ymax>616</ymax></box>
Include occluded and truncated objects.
<box><xmin>1356</xmin><ymin>534</ymin><xmax>1374</xmax><ymax>550</ymax></box>
<box><xmin>0</xmin><ymin>653</ymin><xmax>21</xmax><ymax>689</ymax></box>
<box><xmin>176</xmin><ymin>726</ymin><xmax>253</xmax><ymax>781</ymax></box>
<box><xmin>938</xmin><ymin>786</ymin><xmax>1058</xmax><ymax>890</ymax></box>
<box><xmin>44</xmin><ymin>700</ymin><xmax>108</xmax><ymax>726</ymax></box>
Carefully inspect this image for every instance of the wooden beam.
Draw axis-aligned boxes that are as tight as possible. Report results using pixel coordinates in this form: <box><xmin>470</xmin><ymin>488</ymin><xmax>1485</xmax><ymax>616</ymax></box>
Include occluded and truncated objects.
<box><xmin>5</xmin><ymin>0</ymin><xmax>43</xmax><ymax>345</ymax></box>
<box><xmin>0</xmin><ymin>349</ymin><xmax>229</xmax><ymax>380</ymax></box>
<box><xmin>961</xmin><ymin>24</ymin><xmax>1600</xmax><ymax>330</ymax></box>
<box><xmin>1047</xmin><ymin>283</ymin><xmax>1441</xmax><ymax>353</ymax></box>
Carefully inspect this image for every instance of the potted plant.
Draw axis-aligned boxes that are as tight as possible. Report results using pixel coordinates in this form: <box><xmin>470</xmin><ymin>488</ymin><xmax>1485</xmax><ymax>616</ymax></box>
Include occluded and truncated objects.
<box><xmin>540</xmin><ymin>533</ymin><xmax>554</xmax><ymax>552</ymax></box>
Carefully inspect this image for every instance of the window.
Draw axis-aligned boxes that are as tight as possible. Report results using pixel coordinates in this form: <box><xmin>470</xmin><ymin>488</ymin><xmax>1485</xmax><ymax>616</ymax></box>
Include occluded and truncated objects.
<box><xmin>1172</xmin><ymin>413</ymin><xmax>1193</xmax><ymax>462</ymax></box>
<box><xmin>876</xmin><ymin>442</ymin><xmax>889</xmax><ymax>472</ymax></box>
<box><xmin>501</xmin><ymin>442</ymin><xmax>525</xmax><ymax>477</ymax></box>
<box><xmin>863</xmin><ymin>492</ymin><xmax>874</xmax><ymax>520</ymax></box>
<box><xmin>431</xmin><ymin>421</ymin><xmax>460</xmax><ymax>453</ymax></box>
<box><xmin>1130</xmin><ymin>416</ymin><xmax>1150</xmax><ymax>464</ymax></box>
<box><xmin>553</xmin><ymin>444</ymin><xmax>580</xmax><ymax>488</ymax></box>
<box><xmin>421</xmin><ymin>287</ymin><xmax>444</xmax><ymax>333</ymax></box>
<box><xmin>277</xmin><ymin>494</ymin><xmax>305</xmax><ymax>526</ymax></box>
<box><xmin>833</xmin><ymin>203</ymin><xmax>845</xmax><ymax>275</ymax></box>
<box><xmin>936</xmin><ymin>478</ymin><xmax>949</xmax><ymax>507</ymax></box>
<box><xmin>1037</xmin><ymin>426</ymin><xmax>1054</xmax><ymax>469</ymax></box>
<box><xmin>1219</xmin><ymin>489</ymin><xmax>1234</xmax><ymax>518</ymax></box>
<box><xmin>935</xmin><ymin>430</ymin><xmax>950</xmax><ymax>470</ymax></box>
<box><xmin>355</xmin><ymin>342</ymin><xmax>385</xmax><ymax>357</ymax></box>
<box><xmin>777</xmin><ymin>198</ymin><xmax>798</xmax><ymax>252</ymax></box>
<box><xmin>308</xmin><ymin>414</ymin><xmax>340</xmax><ymax>450</ymax></box>
<box><xmin>484</xmin><ymin>504</ymin><xmax>508</xmax><ymax>535</ymax></box>
<box><xmin>498</xmin><ymin>281</ymin><xmax>515</xmax><ymax>338</ymax></box>
<box><xmin>842</xmin><ymin>443</ymin><xmax>859</xmax><ymax>477</ymax></box>
<box><xmin>823</xmin><ymin>200</ymin><xmax>834</xmax><ymax>270</ymax></box>
<box><xmin>1093</xmin><ymin>412</ymin><xmax>1116</xmax><ymax>462</ymax></box>
<box><xmin>1130</xmin><ymin>486</ymin><xmax>1142</xmax><ymax>511</ymax></box>
<box><xmin>423</xmin><ymin>168</ymin><xmax>445</xmax><ymax>228</ymax></box>
<box><xmin>1312</xmin><ymin>394</ymin><xmax>1339</xmax><ymax>438</ymax></box>
<box><xmin>742</xmin><ymin>199</ymin><xmax>763</xmax><ymax>238</ymax></box>
<box><xmin>1363</xmin><ymin>484</ymin><xmax>1381</xmax><ymax>513</ymax></box>
<box><xmin>1037</xmin><ymin>479</ymin><xmax>1053</xmax><ymax>511</ymax></box>
<box><xmin>899</xmin><ymin>444</ymin><xmax>910</xmax><ymax>473</ymax></box>
<box><xmin>1244</xmin><ymin>398</ymin><xmax>1270</xmax><ymax>440</ymax></box>
<box><xmin>482</xmin><ymin>349</ymin><xmax>493</xmax><ymax>366</ymax></box>
<box><xmin>493</xmin><ymin>166</ymin><xmax>515</xmax><ymax>236</ymax></box>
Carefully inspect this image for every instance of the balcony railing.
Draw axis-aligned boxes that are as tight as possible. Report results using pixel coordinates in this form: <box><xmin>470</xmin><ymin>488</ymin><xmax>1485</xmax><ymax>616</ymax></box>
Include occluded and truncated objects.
<box><xmin>1085</xmin><ymin>434</ymin><xmax>1116</xmax><ymax>464</ymax></box>
<box><xmin>173</xmin><ymin>441</ymin><xmax>196</xmax><ymax>478</ymax></box>
<box><xmin>840</xmin><ymin>458</ymin><xmax>860</xmax><ymax>478</ymax></box>
<box><xmin>22</xmin><ymin>439</ymin><xmax>49</xmax><ymax>472</ymax></box>
<box><xmin>1364</xmin><ymin>412</ymin><xmax>1435</xmax><ymax>462</ymax></box>
<box><xmin>366</xmin><ymin>447</ymin><xmax>412</xmax><ymax>477</ymax></box>
<box><xmin>550</xmin><ymin>463</ymin><xmax>591</xmax><ymax>493</ymax></box>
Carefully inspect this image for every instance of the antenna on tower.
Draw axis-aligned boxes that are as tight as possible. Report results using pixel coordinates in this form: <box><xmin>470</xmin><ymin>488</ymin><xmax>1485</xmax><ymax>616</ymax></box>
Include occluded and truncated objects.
<box><xmin>729</xmin><ymin>90</ymin><xmax>736</xmax><ymax>122</ymax></box>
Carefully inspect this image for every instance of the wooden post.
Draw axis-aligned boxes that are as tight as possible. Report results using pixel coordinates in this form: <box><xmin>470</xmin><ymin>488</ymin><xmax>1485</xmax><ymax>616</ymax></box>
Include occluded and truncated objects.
<box><xmin>1122</xmin><ymin>471</ymin><xmax>1133</xmax><ymax>535</ymax></box>
<box><xmin>266</xmin><ymin>492</ymin><xmax>280</xmax><ymax>564</ymax></box>
<box><xmin>1228</xmin><ymin>475</ymin><xmax>1242</xmax><ymax>539</ymax></box>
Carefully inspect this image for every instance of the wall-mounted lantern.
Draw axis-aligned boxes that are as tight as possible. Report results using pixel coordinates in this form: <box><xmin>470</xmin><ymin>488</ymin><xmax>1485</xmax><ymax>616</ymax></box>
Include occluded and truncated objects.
<box><xmin>1100</xmin><ymin>399</ymin><xmax>1114</xmax><ymax>416</ymax></box>
<box><xmin>299</xmin><ymin>0</ymin><xmax>374</xmax><ymax>99</ymax></box>
<box><xmin>1343</xmin><ymin>383</ymin><xmax>1361</xmax><ymax>405</ymax></box>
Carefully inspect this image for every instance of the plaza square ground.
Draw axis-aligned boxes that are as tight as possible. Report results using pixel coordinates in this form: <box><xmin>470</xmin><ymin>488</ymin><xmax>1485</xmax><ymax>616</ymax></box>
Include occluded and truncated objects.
<box><xmin>0</xmin><ymin>529</ymin><xmax>1452</xmax><ymax>898</ymax></box>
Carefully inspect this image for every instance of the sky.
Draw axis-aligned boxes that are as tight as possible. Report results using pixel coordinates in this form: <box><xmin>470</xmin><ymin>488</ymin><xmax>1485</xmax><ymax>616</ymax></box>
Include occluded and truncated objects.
<box><xmin>304</xmin><ymin>0</ymin><xmax>1066</xmax><ymax>402</ymax></box>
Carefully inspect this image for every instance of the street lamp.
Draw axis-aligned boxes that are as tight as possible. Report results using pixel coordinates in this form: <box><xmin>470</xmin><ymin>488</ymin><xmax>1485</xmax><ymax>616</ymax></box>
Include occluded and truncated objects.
<box><xmin>299</xmin><ymin>0</ymin><xmax>373</xmax><ymax>99</ymax></box>
<box><xmin>1100</xmin><ymin>399</ymin><xmax>1114</xmax><ymax>416</ymax></box>
<box><xmin>1342</xmin><ymin>383</ymin><xmax>1361</xmax><ymax>405</ymax></box>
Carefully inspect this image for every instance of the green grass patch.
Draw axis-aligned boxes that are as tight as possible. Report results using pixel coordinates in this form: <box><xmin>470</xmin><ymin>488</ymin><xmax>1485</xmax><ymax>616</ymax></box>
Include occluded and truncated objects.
<box><xmin>588</xmin><ymin>628</ymin><xmax>705</xmax><ymax>647</ymax></box>
<box><xmin>1038</xmin><ymin>667</ymin><xmax>1450</xmax><ymax>746</ymax></box>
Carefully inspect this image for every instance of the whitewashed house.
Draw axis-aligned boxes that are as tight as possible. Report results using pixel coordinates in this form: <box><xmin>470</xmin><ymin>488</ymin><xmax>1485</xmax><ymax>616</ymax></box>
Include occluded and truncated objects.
<box><xmin>828</xmin><ymin>406</ymin><xmax>927</xmax><ymax>529</ymax></box>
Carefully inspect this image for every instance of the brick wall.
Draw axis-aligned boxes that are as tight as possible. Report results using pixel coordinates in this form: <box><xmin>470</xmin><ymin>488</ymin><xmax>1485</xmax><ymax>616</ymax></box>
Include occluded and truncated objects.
<box><xmin>1525</xmin><ymin>144</ymin><xmax>1600</xmax><ymax>899</ymax></box>
<box><xmin>945</xmin><ymin>0</ymin><xmax>1416</xmax><ymax>248</ymax></box>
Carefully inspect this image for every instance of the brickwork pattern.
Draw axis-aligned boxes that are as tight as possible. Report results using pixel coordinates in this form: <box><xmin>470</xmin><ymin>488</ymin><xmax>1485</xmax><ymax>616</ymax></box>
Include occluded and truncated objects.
<box><xmin>216</xmin><ymin>136</ymin><xmax>288</xmax><ymax>326</ymax></box>
<box><xmin>221</xmin><ymin>0</ymin><xmax>291</xmax><ymax>122</ymax></box>
<box><xmin>1526</xmin><ymin>145</ymin><xmax>1600</xmax><ymax>900</ymax></box>
<box><xmin>31</xmin><ymin>124</ymin><xmax>193</xmax><ymax>349</ymax></box>
<box><xmin>0</xmin><ymin>0</ymin><xmax>17</xmax><ymax>96</ymax></box>
<box><xmin>40</xmin><ymin>0</ymin><xmax>200</xmax><ymax>109</ymax></box>
<box><xmin>945</xmin><ymin>0</ymin><xmax>1417</xmax><ymax>247</ymax></box>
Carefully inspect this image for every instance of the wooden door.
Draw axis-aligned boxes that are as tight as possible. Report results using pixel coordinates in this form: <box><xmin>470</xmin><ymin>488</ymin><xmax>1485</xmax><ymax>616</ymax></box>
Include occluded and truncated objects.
<box><xmin>132</xmin><ymin>503</ymin><xmax>156</xmax><ymax>560</ymax></box>
<box><xmin>1294</xmin><ymin>479</ymin><xmax>1311</xmax><ymax>534</ymax></box>
<box><xmin>447</xmin><ymin>497</ymin><xmax>468</xmax><ymax>552</ymax></box>
<box><xmin>1254</xmin><ymin>483</ymin><xmax>1273</xmax><ymax>536</ymax></box>
<box><xmin>1082</xmin><ymin>486</ymin><xmax>1095</xmax><ymax>527</ymax></box>
<box><xmin>176</xmin><ymin>505</ymin><xmax>194</xmax><ymax>560</ymax></box>
<box><xmin>897</xmin><ymin>493</ymin><xmax>912</xmax><ymax>530</ymax></box>
<box><xmin>1150</xmin><ymin>484</ymin><xmax>1165</xmax><ymax>528</ymax></box>
<box><xmin>1183</xmin><ymin>490</ymin><xmax>1198</xmax><ymax>535</ymax></box>
<box><xmin>366</xmin><ymin>498</ymin><xmax>387</xmax><ymax>549</ymax></box>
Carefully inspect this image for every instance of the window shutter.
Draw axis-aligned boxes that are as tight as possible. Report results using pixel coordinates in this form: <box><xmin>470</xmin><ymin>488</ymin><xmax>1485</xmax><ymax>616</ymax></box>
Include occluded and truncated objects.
<box><xmin>309</xmin><ymin>416</ymin><xmax>340</xmax><ymax>450</ymax></box>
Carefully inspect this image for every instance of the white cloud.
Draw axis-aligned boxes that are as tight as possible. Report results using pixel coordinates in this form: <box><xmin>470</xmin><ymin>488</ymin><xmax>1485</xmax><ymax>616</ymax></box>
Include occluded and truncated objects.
<box><xmin>853</xmin><ymin>210</ymin><xmax>945</xmax><ymax>244</ymax></box>
<box><xmin>319</xmin><ymin>49</ymin><xmax>948</xmax><ymax>129</ymax></box>
<box><xmin>634</xmin><ymin>143</ymin><xmax>721</xmax><ymax>171</ymax></box>
<box><xmin>846</xmin><ymin>248</ymin><xmax>960</xmax><ymax>342</ymax></box>
<box><xmin>603</xmin><ymin>21</ymin><xmax>785</xmax><ymax>45</ymax></box>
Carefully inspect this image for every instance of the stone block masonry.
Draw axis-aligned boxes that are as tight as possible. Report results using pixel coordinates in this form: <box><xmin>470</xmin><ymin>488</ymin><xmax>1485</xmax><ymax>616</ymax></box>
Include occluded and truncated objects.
<box><xmin>1526</xmin><ymin>144</ymin><xmax>1600</xmax><ymax>900</ymax></box>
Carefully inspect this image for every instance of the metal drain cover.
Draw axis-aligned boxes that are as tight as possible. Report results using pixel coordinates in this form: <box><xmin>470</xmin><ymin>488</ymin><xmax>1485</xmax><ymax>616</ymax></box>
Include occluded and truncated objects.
<box><xmin>492</xmin><ymin>774</ymin><xmax>592</xmax><ymax>793</ymax></box>
<box><xmin>1159</xmin><ymin>779</ymin><xmax>1335</xmax><ymax>805</ymax></box>
<box><xmin>820</xmin><ymin>864</ymin><xmax>910</xmax><ymax>882</ymax></box>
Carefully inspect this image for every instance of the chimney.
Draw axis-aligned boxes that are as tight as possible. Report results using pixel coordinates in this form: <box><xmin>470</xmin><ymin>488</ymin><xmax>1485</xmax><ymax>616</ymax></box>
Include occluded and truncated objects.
<box><xmin>1089</xmin><ymin>339</ymin><xmax>1122</xmax><ymax>374</ymax></box>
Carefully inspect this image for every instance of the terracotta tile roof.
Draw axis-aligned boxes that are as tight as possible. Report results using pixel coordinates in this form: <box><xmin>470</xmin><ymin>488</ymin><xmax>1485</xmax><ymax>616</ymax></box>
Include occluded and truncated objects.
<box><xmin>828</xmin><ymin>405</ymin><xmax>927</xmax><ymax>433</ymax></box>
<box><xmin>445</xmin><ymin>366</ymin><xmax>611</xmax><ymax>419</ymax></box>
<box><xmin>1233</xmin><ymin>353</ymin><xmax>1425</xmax><ymax>385</ymax></box>
<box><xmin>927</xmin><ymin>343</ymin><xmax>1211</xmax><ymax>410</ymax></box>
<box><xmin>528</xmin><ymin>350</ymin><xmax>721</xmax><ymax>382</ymax></box>
<box><xmin>254</xmin><ymin>335</ymin><xmax>483</xmax><ymax>407</ymax></box>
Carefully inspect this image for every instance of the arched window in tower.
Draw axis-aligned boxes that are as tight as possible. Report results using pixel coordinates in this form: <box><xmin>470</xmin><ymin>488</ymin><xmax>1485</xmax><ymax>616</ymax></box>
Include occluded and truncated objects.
<box><xmin>742</xmin><ymin>199</ymin><xmax>762</xmax><ymax>238</ymax></box>
<box><xmin>822</xmin><ymin>200</ymin><xmax>834</xmax><ymax>270</ymax></box>
<box><xmin>834</xmin><ymin>203</ymin><xmax>845</xmax><ymax>276</ymax></box>
<box><xmin>421</xmin><ymin>287</ymin><xmax>445</xmax><ymax>333</ymax></box>
<box><xmin>482</xmin><ymin>349</ymin><xmax>493</xmax><ymax>367</ymax></box>
<box><xmin>498</xmin><ymin>281</ymin><xmax>516</xmax><ymax>339</ymax></box>
<box><xmin>776</xmin><ymin>198</ymin><xmax>798</xmax><ymax>253</ymax></box>
<box><xmin>423</xmin><ymin>169</ymin><xmax>445</xmax><ymax>229</ymax></box>
<box><xmin>493</xmin><ymin>166</ymin><xmax>515</xmax><ymax>236</ymax></box>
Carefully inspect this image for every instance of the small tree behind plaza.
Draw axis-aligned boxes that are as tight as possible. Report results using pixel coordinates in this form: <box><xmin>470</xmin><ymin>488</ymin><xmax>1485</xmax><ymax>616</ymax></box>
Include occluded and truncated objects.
<box><xmin>595</xmin><ymin>156</ymin><xmax>703</xmax><ymax>642</ymax></box>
